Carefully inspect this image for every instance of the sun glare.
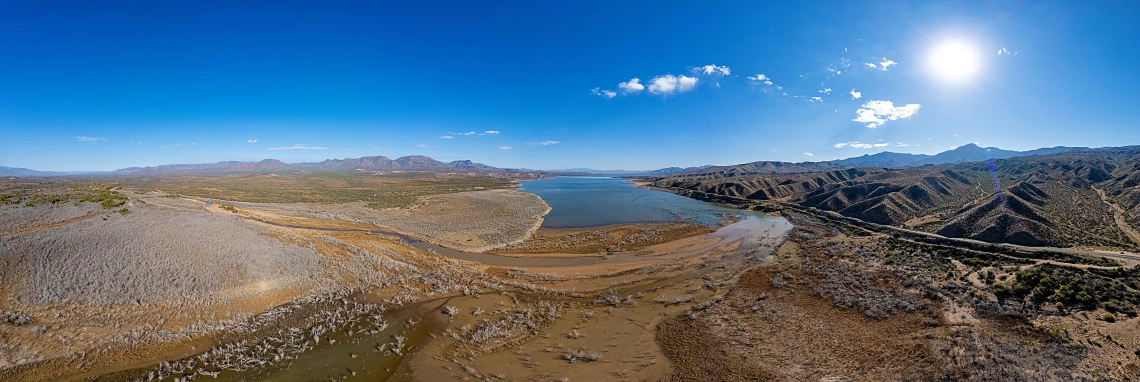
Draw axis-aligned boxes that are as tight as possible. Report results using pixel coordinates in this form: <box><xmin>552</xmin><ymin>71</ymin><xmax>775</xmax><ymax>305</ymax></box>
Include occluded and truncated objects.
<box><xmin>929</xmin><ymin>40</ymin><xmax>980</xmax><ymax>81</ymax></box>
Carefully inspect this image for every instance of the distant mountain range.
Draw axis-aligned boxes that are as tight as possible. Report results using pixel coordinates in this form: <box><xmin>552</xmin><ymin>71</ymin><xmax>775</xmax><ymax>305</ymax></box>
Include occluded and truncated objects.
<box><xmin>1</xmin><ymin>156</ymin><xmax>539</xmax><ymax>177</ymax></box>
<box><xmin>550</xmin><ymin>166</ymin><xmax>713</xmax><ymax>177</ymax></box>
<box><xmin>832</xmin><ymin>144</ymin><xmax>1090</xmax><ymax>168</ymax></box>
<box><xmin>0</xmin><ymin>144</ymin><xmax>1097</xmax><ymax>178</ymax></box>
<box><xmin>673</xmin><ymin>144</ymin><xmax>1093</xmax><ymax>177</ymax></box>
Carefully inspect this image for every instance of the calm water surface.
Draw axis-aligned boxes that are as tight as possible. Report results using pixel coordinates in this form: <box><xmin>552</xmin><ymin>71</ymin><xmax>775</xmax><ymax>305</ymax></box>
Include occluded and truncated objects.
<box><xmin>519</xmin><ymin>177</ymin><xmax>742</xmax><ymax>228</ymax></box>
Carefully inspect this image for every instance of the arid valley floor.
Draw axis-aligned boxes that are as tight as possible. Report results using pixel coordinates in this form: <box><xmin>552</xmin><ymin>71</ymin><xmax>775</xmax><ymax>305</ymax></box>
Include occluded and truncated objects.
<box><xmin>2</xmin><ymin>169</ymin><xmax>1140</xmax><ymax>381</ymax></box>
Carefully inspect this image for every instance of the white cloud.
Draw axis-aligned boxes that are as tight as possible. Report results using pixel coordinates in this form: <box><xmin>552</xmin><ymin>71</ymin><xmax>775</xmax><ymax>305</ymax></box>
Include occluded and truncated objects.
<box><xmin>462</xmin><ymin>131</ymin><xmax>476</xmax><ymax>136</ymax></box>
<box><xmin>74</xmin><ymin>136</ymin><xmax>106</xmax><ymax>142</ymax></box>
<box><xmin>618</xmin><ymin>78</ymin><xmax>645</xmax><ymax>93</ymax></box>
<box><xmin>417</xmin><ymin>144</ymin><xmax>438</xmax><ymax>149</ymax></box>
<box><xmin>850</xmin><ymin>89</ymin><xmax>862</xmax><ymax>99</ymax></box>
<box><xmin>834</xmin><ymin>141</ymin><xmax>891</xmax><ymax>149</ymax></box>
<box><xmin>648</xmin><ymin>74</ymin><xmax>698</xmax><ymax>95</ymax></box>
<box><xmin>804</xmin><ymin>152</ymin><xmax>814</xmax><ymax>157</ymax></box>
<box><xmin>879</xmin><ymin>59</ymin><xmax>897</xmax><ymax>70</ymax></box>
<box><xmin>484</xmin><ymin>130</ymin><xmax>500</xmax><ymax>135</ymax></box>
<box><xmin>997</xmin><ymin>47</ymin><xmax>1016</xmax><ymax>56</ymax></box>
<box><xmin>746</xmin><ymin>73</ymin><xmax>770</xmax><ymax>82</ymax></box>
<box><xmin>497</xmin><ymin>145</ymin><xmax>513</xmax><ymax>150</ymax></box>
<box><xmin>820</xmin><ymin>88</ymin><xmax>832</xmax><ymax>94</ymax></box>
<box><xmin>246</xmin><ymin>139</ymin><xmax>257</xmax><ymax>143</ymax></box>
<box><xmin>268</xmin><ymin>144</ymin><xmax>329</xmax><ymax>150</ymax></box>
<box><xmin>852</xmin><ymin>100</ymin><xmax>921</xmax><ymax>128</ymax></box>
<box><xmin>540</xmin><ymin>140</ymin><xmax>560</xmax><ymax>146</ymax></box>
<box><xmin>810</xmin><ymin>96</ymin><xmax>823</xmax><ymax>102</ymax></box>
<box><xmin>865</xmin><ymin>63</ymin><xmax>877</xmax><ymax>69</ymax></box>
<box><xmin>440</xmin><ymin>135</ymin><xmax>454</xmax><ymax>139</ymax></box>
<box><xmin>694</xmin><ymin>64</ymin><xmax>731</xmax><ymax>76</ymax></box>
<box><xmin>591</xmin><ymin>87</ymin><xmax>617</xmax><ymax>98</ymax></box>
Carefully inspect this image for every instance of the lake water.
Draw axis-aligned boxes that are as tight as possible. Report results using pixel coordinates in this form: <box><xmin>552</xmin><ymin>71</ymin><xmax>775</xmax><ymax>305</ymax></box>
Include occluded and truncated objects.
<box><xmin>518</xmin><ymin>177</ymin><xmax>743</xmax><ymax>228</ymax></box>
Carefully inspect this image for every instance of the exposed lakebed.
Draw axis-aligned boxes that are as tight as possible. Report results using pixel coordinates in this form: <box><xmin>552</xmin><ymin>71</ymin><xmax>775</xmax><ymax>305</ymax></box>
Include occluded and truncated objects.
<box><xmin>99</xmin><ymin>178</ymin><xmax>792</xmax><ymax>381</ymax></box>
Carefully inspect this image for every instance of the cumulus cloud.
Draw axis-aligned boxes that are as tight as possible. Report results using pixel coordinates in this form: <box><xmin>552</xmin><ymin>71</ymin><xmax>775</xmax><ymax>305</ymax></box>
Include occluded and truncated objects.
<box><xmin>865</xmin><ymin>63</ymin><xmax>877</xmax><ymax>69</ymax></box>
<box><xmin>497</xmin><ymin>145</ymin><xmax>512</xmax><ymax>150</ymax></box>
<box><xmin>440</xmin><ymin>135</ymin><xmax>454</xmax><ymax>139</ymax></box>
<box><xmin>484</xmin><ymin>130</ymin><xmax>500</xmax><ymax>135</ymax></box>
<box><xmin>850</xmin><ymin>89</ymin><xmax>862</xmax><ymax>99</ymax></box>
<box><xmin>804</xmin><ymin>152</ymin><xmax>814</xmax><ymax>157</ymax></box>
<box><xmin>591</xmin><ymin>87</ymin><xmax>617</xmax><ymax>98</ymax></box>
<box><xmin>694</xmin><ymin>64</ymin><xmax>731</xmax><ymax>76</ymax></box>
<box><xmin>540</xmin><ymin>140</ymin><xmax>560</xmax><ymax>146</ymax></box>
<box><xmin>998</xmin><ymin>47</ymin><xmax>1016</xmax><ymax>56</ymax></box>
<box><xmin>618</xmin><ymin>78</ymin><xmax>645</xmax><ymax>93</ymax></box>
<box><xmin>852</xmin><ymin>100</ymin><xmax>921</xmax><ymax>128</ymax></box>
<box><xmin>648</xmin><ymin>74</ymin><xmax>698</xmax><ymax>95</ymax></box>
<box><xmin>820</xmin><ymin>88</ymin><xmax>832</xmax><ymax>94</ymax></box>
<box><xmin>74</xmin><ymin>136</ymin><xmax>107</xmax><ymax>142</ymax></box>
<box><xmin>268</xmin><ymin>144</ymin><xmax>329</xmax><ymax>150</ymax></box>
<box><xmin>246</xmin><ymin>139</ymin><xmax>257</xmax><ymax>143</ymax></box>
<box><xmin>810</xmin><ymin>96</ymin><xmax>823</xmax><ymax>102</ymax></box>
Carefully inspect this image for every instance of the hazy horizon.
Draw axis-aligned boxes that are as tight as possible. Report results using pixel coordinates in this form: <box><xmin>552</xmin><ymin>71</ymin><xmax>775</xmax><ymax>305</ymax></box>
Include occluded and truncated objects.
<box><xmin>3</xmin><ymin>141</ymin><xmax>1097</xmax><ymax>173</ymax></box>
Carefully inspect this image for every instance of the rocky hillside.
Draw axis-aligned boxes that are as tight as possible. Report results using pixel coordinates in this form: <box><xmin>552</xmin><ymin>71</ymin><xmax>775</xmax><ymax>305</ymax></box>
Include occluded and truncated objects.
<box><xmin>652</xmin><ymin>146</ymin><xmax>1140</xmax><ymax>250</ymax></box>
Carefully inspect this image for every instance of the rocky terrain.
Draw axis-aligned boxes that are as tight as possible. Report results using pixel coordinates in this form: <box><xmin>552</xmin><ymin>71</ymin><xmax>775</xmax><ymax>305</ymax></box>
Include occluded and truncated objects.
<box><xmin>658</xmin><ymin>210</ymin><xmax>1140</xmax><ymax>380</ymax></box>
<box><xmin>652</xmin><ymin>146</ymin><xmax>1140</xmax><ymax>250</ymax></box>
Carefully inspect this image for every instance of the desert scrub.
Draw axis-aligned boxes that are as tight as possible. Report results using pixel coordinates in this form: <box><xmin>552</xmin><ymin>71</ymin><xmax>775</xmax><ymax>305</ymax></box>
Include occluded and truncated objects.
<box><xmin>114</xmin><ymin>172</ymin><xmax>512</xmax><ymax>208</ymax></box>
<box><xmin>999</xmin><ymin>264</ymin><xmax>1140</xmax><ymax>316</ymax></box>
<box><xmin>563</xmin><ymin>348</ymin><xmax>603</xmax><ymax>363</ymax></box>
<box><xmin>2</xmin><ymin>310</ymin><xmax>32</xmax><ymax>325</ymax></box>
<box><xmin>447</xmin><ymin>301</ymin><xmax>564</xmax><ymax>356</ymax></box>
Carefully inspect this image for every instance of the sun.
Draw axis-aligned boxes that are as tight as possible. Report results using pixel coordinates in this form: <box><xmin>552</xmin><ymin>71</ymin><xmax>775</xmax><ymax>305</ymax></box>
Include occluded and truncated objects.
<box><xmin>929</xmin><ymin>40</ymin><xmax>980</xmax><ymax>81</ymax></box>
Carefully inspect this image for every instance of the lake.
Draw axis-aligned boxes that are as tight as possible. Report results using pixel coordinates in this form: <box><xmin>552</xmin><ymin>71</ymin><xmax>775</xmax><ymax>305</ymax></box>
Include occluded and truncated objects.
<box><xmin>518</xmin><ymin>176</ymin><xmax>743</xmax><ymax>228</ymax></box>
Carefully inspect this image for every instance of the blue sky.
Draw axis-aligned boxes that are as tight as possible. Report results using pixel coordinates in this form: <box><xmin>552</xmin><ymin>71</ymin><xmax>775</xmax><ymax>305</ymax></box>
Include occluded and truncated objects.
<box><xmin>2</xmin><ymin>1</ymin><xmax>1140</xmax><ymax>171</ymax></box>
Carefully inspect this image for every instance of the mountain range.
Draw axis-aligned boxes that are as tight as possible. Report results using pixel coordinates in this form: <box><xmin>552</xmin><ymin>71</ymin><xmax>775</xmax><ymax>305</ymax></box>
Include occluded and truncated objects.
<box><xmin>652</xmin><ymin>145</ymin><xmax>1140</xmax><ymax>250</ymax></box>
<box><xmin>1</xmin><ymin>156</ymin><xmax>533</xmax><ymax>177</ymax></box>
<box><xmin>0</xmin><ymin>144</ymin><xmax>1099</xmax><ymax>177</ymax></box>
<box><xmin>832</xmin><ymin>144</ymin><xmax>1090</xmax><ymax>168</ymax></box>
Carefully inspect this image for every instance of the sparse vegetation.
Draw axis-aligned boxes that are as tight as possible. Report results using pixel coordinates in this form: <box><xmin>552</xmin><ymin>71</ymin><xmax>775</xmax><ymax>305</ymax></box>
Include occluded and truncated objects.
<box><xmin>114</xmin><ymin>172</ymin><xmax>512</xmax><ymax>209</ymax></box>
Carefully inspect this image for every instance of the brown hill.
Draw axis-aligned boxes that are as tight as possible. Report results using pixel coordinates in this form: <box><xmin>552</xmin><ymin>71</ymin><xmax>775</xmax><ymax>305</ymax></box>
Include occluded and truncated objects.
<box><xmin>652</xmin><ymin>147</ymin><xmax>1140</xmax><ymax>250</ymax></box>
